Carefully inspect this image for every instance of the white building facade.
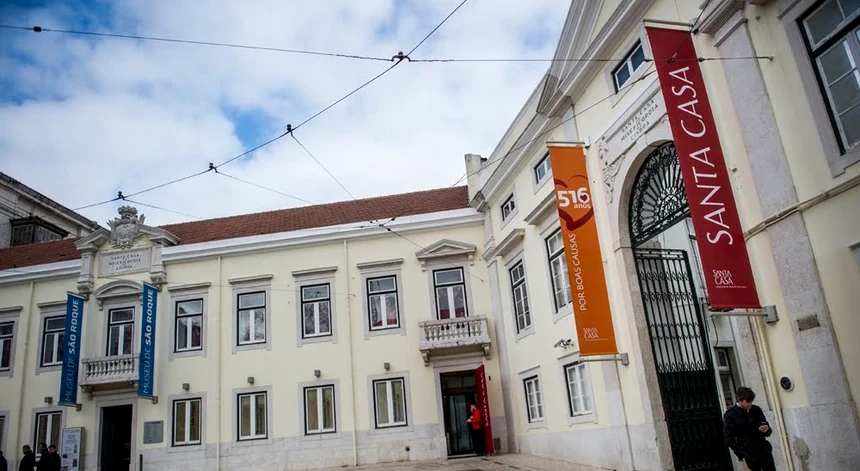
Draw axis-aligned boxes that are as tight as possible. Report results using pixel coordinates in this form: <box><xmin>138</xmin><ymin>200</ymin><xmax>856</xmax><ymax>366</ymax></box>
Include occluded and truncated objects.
<box><xmin>0</xmin><ymin>187</ymin><xmax>508</xmax><ymax>471</ymax></box>
<box><xmin>469</xmin><ymin>0</ymin><xmax>860</xmax><ymax>470</ymax></box>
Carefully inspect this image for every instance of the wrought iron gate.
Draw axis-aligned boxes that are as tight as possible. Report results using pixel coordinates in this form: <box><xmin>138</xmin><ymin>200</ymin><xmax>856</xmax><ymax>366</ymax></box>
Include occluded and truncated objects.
<box><xmin>634</xmin><ymin>248</ymin><xmax>732</xmax><ymax>470</ymax></box>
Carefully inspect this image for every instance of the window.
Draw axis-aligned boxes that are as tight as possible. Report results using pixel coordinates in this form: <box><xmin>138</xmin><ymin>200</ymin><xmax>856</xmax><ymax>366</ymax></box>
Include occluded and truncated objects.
<box><xmin>373</xmin><ymin>378</ymin><xmax>407</xmax><ymax>427</ymax></box>
<box><xmin>301</xmin><ymin>284</ymin><xmax>332</xmax><ymax>338</ymax></box>
<box><xmin>801</xmin><ymin>0</ymin><xmax>860</xmax><ymax>151</ymax></box>
<box><xmin>565</xmin><ymin>363</ymin><xmax>592</xmax><ymax>416</ymax></box>
<box><xmin>237</xmin><ymin>392</ymin><xmax>267</xmax><ymax>440</ymax></box>
<box><xmin>523</xmin><ymin>376</ymin><xmax>544</xmax><ymax>422</ymax></box>
<box><xmin>534</xmin><ymin>153</ymin><xmax>552</xmax><ymax>183</ymax></box>
<box><xmin>35</xmin><ymin>411</ymin><xmax>61</xmax><ymax>448</ymax></box>
<box><xmin>546</xmin><ymin>230</ymin><xmax>572</xmax><ymax>311</ymax></box>
<box><xmin>0</xmin><ymin>322</ymin><xmax>13</xmax><ymax>370</ymax></box>
<box><xmin>0</xmin><ymin>415</ymin><xmax>5</xmax><ymax>451</ymax></box>
<box><xmin>304</xmin><ymin>386</ymin><xmax>336</xmax><ymax>434</ymax></box>
<box><xmin>173</xmin><ymin>398</ymin><xmax>202</xmax><ymax>446</ymax></box>
<box><xmin>433</xmin><ymin>268</ymin><xmax>468</xmax><ymax>319</ymax></box>
<box><xmin>716</xmin><ymin>348</ymin><xmax>739</xmax><ymax>410</ymax></box>
<box><xmin>106</xmin><ymin>308</ymin><xmax>134</xmax><ymax>356</ymax></box>
<box><xmin>237</xmin><ymin>292</ymin><xmax>266</xmax><ymax>345</ymax></box>
<box><xmin>509</xmin><ymin>262</ymin><xmax>532</xmax><ymax>333</ymax></box>
<box><xmin>175</xmin><ymin>300</ymin><xmax>203</xmax><ymax>352</ymax></box>
<box><xmin>367</xmin><ymin>276</ymin><xmax>399</xmax><ymax>330</ymax></box>
<box><xmin>9</xmin><ymin>217</ymin><xmax>66</xmax><ymax>247</ymax></box>
<box><xmin>613</xmin><ymin>41</ymin><xmax>646</xmax><ymax>91</ymax></box>
<box><xmin>41</xmin><ymin>317</ymin><xmax>64</xmax><ymax>366</ymax></box>
<box><xmin>501</xmin><ymin>194</ymin><xmax>517</xmax><ymax>221</ymax></box>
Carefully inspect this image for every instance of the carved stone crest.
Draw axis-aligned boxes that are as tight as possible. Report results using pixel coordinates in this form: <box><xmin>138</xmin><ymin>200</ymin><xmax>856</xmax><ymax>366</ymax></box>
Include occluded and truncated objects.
<box><xmin>107</xmin><ymin>206</ymin><xmax>145</xmax><ymax>249</ymax></box>
<box><xmin>597</xmin><ymin>137</ymin><xmax>624</xmax><ymax>203</ymax></box>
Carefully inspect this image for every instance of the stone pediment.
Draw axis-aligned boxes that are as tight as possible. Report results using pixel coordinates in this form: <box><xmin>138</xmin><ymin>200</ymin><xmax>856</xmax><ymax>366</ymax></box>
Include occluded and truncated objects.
<box><xmin>415</xmin><ymin>239</ymin><xmax>477</xmax><ymax>270</ymax></box>
<box><xmin>92</xmin><ymin>279</ymin><xmax>143</xmax><ymax>309</ymax></box>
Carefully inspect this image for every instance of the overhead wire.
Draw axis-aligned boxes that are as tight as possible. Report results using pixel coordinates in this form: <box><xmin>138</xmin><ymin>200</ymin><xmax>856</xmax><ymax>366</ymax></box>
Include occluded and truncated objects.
<box><xmin>291</xmin><ymin>134</ymin><xmax>356</xmax><ymax>200</ymax></box>
<box><xmin>122</xmin><ymin>198</ymin><xmax>204</xmax><ymax>220</ymax></box>
<box><xmin>0</xmin><ymin>24</ymin><xmax>392</xmax><ymax>62</ymax></box>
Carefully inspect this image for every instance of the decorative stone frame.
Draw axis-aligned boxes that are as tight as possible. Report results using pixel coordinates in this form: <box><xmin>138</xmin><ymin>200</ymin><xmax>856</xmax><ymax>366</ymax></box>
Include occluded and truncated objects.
<box><xmin>93</xmin><ymin>280</ymin><xmax>143</xmax><ymax>359</ymax></box>
<box><xmin>603</xmin><ymin>23</ymin><xmax>655</xmax><ymax>107</ymax></box>
<box><xmin>490</xmin><ymin>229</ymin><xmax>535</xmax><ymax>341</ymax></box>
<box><xmin>499</xmin><ymin>191</ymin><xmax>519</xmax><ymax>230</ymax></box>
<box><xmin>517</xmin><ymin>365</ymin><xmax>547</xmax><ymax>431</ymax></box>
<box><xmin>777</xmin><ymin>0</ymin><xmax>860</xmax><ymax>176</ymax></box>
<box><xmin>229</xmin><ymin>275</ymin><xmax>274</xmax><ymax>354</ymax></box>
<box><xmin>292</xmin><ymin>267</ymin><xmax>339</xmax><ymax>346</ymax></box>
<box><xmin>0</xmin><ymin>306</ymin><xmax>22</xmax><ymax>378</ymax></box>
<box><xmin>415</xmin><ymin>239</ymin><xmax>478</xmax><ymax>321</ymax></box>
<box><xmin>167</xmin><ymin>282</ymin><xmax>211</xmax><ymax>361</ymax></box>
<box><xmin>231</xmin><ymin>385</ymin><xmax>273</xmax><ymax>446</ymax></box>
<box><xmin>296</xmin><ymin>378</ymin><xmax>343</xmax><ymax>441</ymax></box>
<box><xmin>366</xmin><ymin>370</ymin><xmax>413</xmax><ymax>435</ymax></box>
<box><xmin>34</xmin><ymin>300</ymin><xmax>70</xmax><ymax>375</ymax></box>
<box><xmin>166</xmin><ymin>391</ymin><xmax>207</xmax><ymax>453</ymax></box>
<box><xmin>357</xmin><ymin>259</ymin><xmax>406</xmax><ymax>339</ymax></box>
<box><xmin>531</xmin><ymin>151</ymin><xmax>553</xmax><ymax>194</ymax></box>
<box><xmin>556</xmin><ymin>351</ymin><xmax>598</xmax><ymax>426</ymax></box>
<box><xmin>29</xmin><ymin>406</ymin><xmax>65</xmax><ymax>449</ymax></box>
<box><xmin>92</xmin><ymin>393</ymin><xmax>137</xmax><ymax>469</ymax></box>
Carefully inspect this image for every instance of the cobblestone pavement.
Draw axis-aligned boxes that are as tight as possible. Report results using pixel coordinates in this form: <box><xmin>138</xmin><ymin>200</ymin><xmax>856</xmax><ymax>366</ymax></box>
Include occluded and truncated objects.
<box><xmin>324</xmin><ymin>454</ymin><xmax>608</xmax><ymax>471</ymax></box>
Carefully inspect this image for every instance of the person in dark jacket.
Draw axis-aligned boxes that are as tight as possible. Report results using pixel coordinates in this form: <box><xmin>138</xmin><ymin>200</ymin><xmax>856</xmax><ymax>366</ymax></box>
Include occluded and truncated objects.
<box><xmin>34</xmin><ymin>443</ymin><xmax>50</xmax><ymax>471</ymax></box>
<box><xmin>0</xmin><ymin>450</ymin><xmax>8</xmax><ymax>471</ymax></box>
<box><xmin>19</xmin><ymin>445</ymin><xmax>35</xmax><ymax>471</ymax></box>
<box><xmin>723</xmin><ymin>387</ymin><xmax>775</xmax><ymax>471</ymax></box>
<box><xmin>46</xmin><ymin>446</ymin><xmax>60</xmax><ymax>471</ymax></box>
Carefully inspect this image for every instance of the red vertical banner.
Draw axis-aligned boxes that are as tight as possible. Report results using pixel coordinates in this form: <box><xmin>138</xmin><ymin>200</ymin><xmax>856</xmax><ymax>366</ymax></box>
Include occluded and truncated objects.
<box><xmin>474</xmin><ymin>365</ymin><xmax>495</xmax><ymax>455</ymax></box>
<box><xmin>646</xmin><ymin>27</ymin><xmax>760</xmax><ymax>309</ymax></box>
<box><xmin>548</xmin><ymin>144</ymin><xmax>618</xmax><ymax>356</ymax></box>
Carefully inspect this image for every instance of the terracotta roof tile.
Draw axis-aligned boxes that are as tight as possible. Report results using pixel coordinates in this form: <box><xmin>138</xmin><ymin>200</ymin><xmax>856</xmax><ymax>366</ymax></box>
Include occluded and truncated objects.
<box><xmin>0</xmin><ymin>186</ymin><xmax>470</xmax><ymax>271</ymax></box>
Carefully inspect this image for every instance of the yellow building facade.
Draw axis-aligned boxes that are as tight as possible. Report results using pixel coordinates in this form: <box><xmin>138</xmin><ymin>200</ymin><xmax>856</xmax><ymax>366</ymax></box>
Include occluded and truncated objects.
<box><xmin>469</xmin><ymin>0</ymin><xmax>860</xmax><ymax>470</ymax></box>
<box><xmin>0</xmin><ymin>188</ymin><xmax>508</xmax><ymax>470</ymax></box>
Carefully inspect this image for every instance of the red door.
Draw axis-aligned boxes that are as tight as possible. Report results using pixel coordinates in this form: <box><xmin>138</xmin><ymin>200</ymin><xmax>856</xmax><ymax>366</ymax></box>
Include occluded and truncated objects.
<box><xmin>474</xmin><ymin>365</ymin><xmax>495</xmax><ymax>455</ymax></box>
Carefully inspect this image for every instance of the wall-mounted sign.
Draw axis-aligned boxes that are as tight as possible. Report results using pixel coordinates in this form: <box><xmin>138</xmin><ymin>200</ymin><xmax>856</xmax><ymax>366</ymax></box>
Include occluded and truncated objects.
<box><xmin>99</xmin><ymin>247</ymin><xmax>151</xmax><ymax>277</ymax></box>
<box><xmin>58</xmin><ymin>293</ymin><xmax>85</xmax><ymax>406</ymax></box>
<box><xmin>60</xmin><ymin>427</ymin><xmax>83</xmax><ymax>471</ymax></box>
<box><xmin>138</xmin><ymin>283</ymin><xmax>158</xmax><ymax>398</ymax></box>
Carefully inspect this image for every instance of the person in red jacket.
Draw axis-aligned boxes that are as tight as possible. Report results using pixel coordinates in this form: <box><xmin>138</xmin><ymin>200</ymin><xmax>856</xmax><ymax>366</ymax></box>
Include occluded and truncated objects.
<box><xmin>466</xmin><ymin>404</ymin><xmax>485</xmax><ymax>456</ymax></box>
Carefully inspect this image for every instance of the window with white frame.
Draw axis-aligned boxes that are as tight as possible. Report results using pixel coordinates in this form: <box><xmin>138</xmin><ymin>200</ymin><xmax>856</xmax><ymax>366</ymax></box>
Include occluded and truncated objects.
<box><xmin>35</xmin><ymin>411</ymin><xmax>61</xmax><ymax>447</ymax></box>
<box><xmin>509</xmin><ymin>262</ymin><xmax>532</xmax><ymax>333</ymax></box>
<box><xmin>237</xmin><ymin>292</ymin><xmax>266</xmax><ymax>345</ymax></box>
<box><xmin>523</xmin><ymin>376</ymin><xmax>544</xmax><ymax>422</ymax></box>
<box><xmin>565</xmin><ymin>363</ymin><xmax>592</xmax><ymax>416</ymax></box>
<box><xmin>106</xmin><ymin>308</ymin><xmax>134</xmax><ymax>356</ymax></box>
<box><xmin>41</xmin><ymin>316</ymin><xmax>65</xmax><ymax>366</ymax></box>
<box><xmin>433</xmin><ymin>268</ymin><xmax>468</xmax><ymax>319</ymax></box>
<box><xmin>0</xmin><ymin>322</ymin><xmax>13</xmax><ymax>370</ymax></box>
<box><xmin>237</xmin><ymin>392</ymin><xmax>267</xmax><ymax>440</ymax></box>
<box><xmin>534</xmin><ymin>153</ymin><xmax>551</xmax><ymax>183</ymax></box>
<box><xmin>173</xmin><ymin>398</ymin><xmax>202</xmax><ymax>446</ymax></box>
<box><xmin>373</xmin><ymin>378</ymin><xmax>407</xmax><ymax>428</ymax></box>
<box><xmin>304</xmin><ymin>385</ymin><xmax>336</xmax><ymax>434</ymax></box>
<box><xmin>546</xmin><ymin>230</ymin><xmax>572</xmax><ymax>311</ymax></box>
<box><xmin>716</xmin><ymin>347</ymin><xmax>739</xmax><ymax>410</ymax></box>
<box><xmin>501</xmin><ymin>194</ymin><xmax>516</xmax><ymax>221</ymax></box>
<box><xmin>801</xmin><ymin>0</ymin><xmax>860</xmax><ymax>151</ymax></box>
<box><xmin>301</xmin><ymin>284</ymin><xmax>332</xmax><ymax>338</ymax></box>
<box><xmin>613</xmin><ymin>40</ymin><xmax>646</xmax><ymax>91</ymax></box>
<box><xmin>367</xmin><ymin>276</ymin><xmax>399</xmax><ymax>330</ymax></box>
<box><xmin>175</xmin><ymin>299</ymin><xmax>203</xmax><ymax>352</ymax></box>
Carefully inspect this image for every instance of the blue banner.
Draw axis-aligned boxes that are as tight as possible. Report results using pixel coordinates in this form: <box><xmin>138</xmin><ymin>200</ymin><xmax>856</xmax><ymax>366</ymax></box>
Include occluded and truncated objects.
<box><xmin>58</xmin><ymin>293</ymin><xmax>85</xmax><ymax>406</ymax></box>
<box><xmin>138</xmin><ymin>283</ymin><xmax>158</xmax><ymax>397</ymax></box>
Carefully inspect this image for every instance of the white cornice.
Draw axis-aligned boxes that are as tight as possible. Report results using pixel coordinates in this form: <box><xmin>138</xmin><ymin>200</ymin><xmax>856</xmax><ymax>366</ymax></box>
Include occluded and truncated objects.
<box><xmin>162</xmin><ymin>208</ymin><xmax>482</xmax><ymax>264</ymax></box>
<box><xmin>291</xmin><ymin>266</ymin><xmax>338</xmax><ymax>278</ymax></box>
<box><xmin>356</xmin><ymin>258</ymin><xmax>404</xmax><ymax>270</ymax></box>
<box><xmin>167</xmin><ymin>282</ymin><xmax>212</xmax><ymax>293</ymax></box>
<box><xmin>0</xmin><ymin>260</ymin><xmax>80</xmax><ymax>286</ymax></box>
<box><xmin>524</xmin><ymin>192</ymin><xmax>557</xmax><ymax>225</ymax></box>
<box><xmin>36</xmin><ymin>300</ymin><xmax>67</xmax><ymax>310</ymax></box>
<box><xmin>0</xmin><ymin>208</ymin><xmax>483</xmax><ymax>283</ymax></box>
<box><xmin>228</xmin><ymin>274</ymin><xmax>274</xmax><ymax>285</ymax></box>
<box><xmin>0</xmin><ymin>305</ymin><xmax>23</xmax><ymax>314</ymax></box>
<box><xmin>483</xmin><ymin>229</ymin><xmax>526</xmax><ymax>260</ymax></box>
<box><xmin>697</xmin><ymin>0</ymin><xmax>746</xmax><ymax>36</ymax></box>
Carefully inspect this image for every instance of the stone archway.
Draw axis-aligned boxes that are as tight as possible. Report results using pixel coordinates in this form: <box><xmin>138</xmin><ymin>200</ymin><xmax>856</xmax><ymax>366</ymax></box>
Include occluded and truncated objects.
<box><xmin>626</xmin><ymin>142</ymin><xmax>732</xmax><ymax>471</ymax></box>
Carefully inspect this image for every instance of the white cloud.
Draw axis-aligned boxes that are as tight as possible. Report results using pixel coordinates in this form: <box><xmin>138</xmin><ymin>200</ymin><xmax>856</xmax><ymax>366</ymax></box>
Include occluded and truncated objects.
<box><xmin>0</xmin><ymin>0</ymin><xmax>568</xmax><ymax>225</ymax></box>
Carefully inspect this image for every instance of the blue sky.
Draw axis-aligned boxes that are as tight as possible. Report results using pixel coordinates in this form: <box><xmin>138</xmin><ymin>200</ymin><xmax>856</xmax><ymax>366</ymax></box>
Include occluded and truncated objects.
<box><xmin>0</xmin><ymin>0</ymin><xmax>568</xmax><ymax>225</ymax></box>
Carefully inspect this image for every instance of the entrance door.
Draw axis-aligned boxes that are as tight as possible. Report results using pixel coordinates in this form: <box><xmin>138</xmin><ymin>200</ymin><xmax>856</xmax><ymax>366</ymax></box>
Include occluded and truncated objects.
<box><xmin>100</xmin><ymin>405</ymin><xmax>132</xmax><ymax>471</ymax></box>
<box><xmin>629</xmin><ymin>143</ymin><xmax>733</xmax><ymax>470</ymax></box>
<box><xmin>440</xmin><ymin>371</ymin><xmax>477</xmax><ymax>457</ymax></box>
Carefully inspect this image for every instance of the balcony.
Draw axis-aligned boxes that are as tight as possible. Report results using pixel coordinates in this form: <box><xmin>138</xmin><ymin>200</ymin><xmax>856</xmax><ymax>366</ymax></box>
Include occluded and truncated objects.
<box><xmin>79</xmin><ymin>354</ymin><xmax>138</xmax><ymax>395</ymax></box>
<box><xmin>418</xmin><ymin>315</ymin><xmax>491</xmax><ymax>365</ymax></box>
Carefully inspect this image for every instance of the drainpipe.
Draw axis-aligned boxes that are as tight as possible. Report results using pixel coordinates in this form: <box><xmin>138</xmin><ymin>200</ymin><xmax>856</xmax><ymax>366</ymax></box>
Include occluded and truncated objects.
<box><xmin>215</xmin><ymin>256</ymin><xmax>223</xmax><ymax>471</ymax></box>
<box><xmin>343</xmin><ymin>240</ymin><xmax>358</xmax><ymax>466</ymax></box>
<box><xmin>16</xmin><ymin>281</ymin><xmax>36</xmax><ymax>457</ymax></box>
<box><xmin>749</xmin><ymin>316</ymin><xmax>794</xmax><ymax>470</ymax></box>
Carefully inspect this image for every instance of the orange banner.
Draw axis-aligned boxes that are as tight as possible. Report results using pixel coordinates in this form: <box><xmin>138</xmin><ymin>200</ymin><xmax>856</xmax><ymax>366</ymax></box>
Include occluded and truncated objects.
<box><xmin>547</xmin><ymin>144</ymin><xmax>618</xmax><ymax>356</ymax></box>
